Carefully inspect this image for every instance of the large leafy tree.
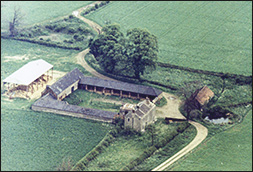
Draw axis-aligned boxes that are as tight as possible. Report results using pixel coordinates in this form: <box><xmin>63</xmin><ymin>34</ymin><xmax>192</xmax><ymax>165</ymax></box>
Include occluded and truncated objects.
<box><xmin>125</xmin><ymin>28</ymin><xmax>158</xmax><ymax>79</ymax></box>
<box><xmin>89</xmin><ymin>24</ymin><xmax>127</xmax><ymax>73</ymax></box>
<box><xmin>89</xmin><ymin>24</ymin><xmax>158</xmax><ymax>79</ymax></box>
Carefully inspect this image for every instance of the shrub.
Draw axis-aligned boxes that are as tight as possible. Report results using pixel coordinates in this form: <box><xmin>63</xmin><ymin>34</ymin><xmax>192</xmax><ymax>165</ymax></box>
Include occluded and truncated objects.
<box><xmin>68</xmin><ymin>27</ymin><xmax>77</xmax><ymax>34</ymax></box>
<box><xmin>69</xmin><ymin>14</ymin><xmax>74</xmax><ymax>19</ymax></box>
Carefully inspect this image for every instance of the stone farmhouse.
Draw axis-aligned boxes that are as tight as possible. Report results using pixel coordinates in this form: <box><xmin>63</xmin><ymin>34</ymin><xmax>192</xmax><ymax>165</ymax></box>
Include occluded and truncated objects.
<box><xmin>120</xmin><ymin>98</ymin><xmax>156</xmax><ymax>132</ymax></box>
<box><xmin>32</xmin><ymin>68</ymin><xmax>162</xmax><ymax>127</ymax></box>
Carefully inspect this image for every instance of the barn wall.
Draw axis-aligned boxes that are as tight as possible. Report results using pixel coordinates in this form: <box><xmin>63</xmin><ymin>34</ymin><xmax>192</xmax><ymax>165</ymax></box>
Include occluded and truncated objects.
<box><xmin>57</xmin><ymin>80</ymin><xmax>79</xmax><ymax>100</ymax></box>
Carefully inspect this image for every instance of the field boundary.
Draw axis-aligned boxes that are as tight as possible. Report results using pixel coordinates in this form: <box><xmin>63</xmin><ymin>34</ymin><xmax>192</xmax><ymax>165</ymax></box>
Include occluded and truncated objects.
<box><xmin>157</xmin><ymin>62</ymin><xmax>252</xmax><ymax>82</ymax></box>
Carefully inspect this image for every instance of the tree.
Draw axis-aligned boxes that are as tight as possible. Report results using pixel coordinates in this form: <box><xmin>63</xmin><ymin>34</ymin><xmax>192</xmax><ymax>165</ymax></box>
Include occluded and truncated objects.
<box><xmin>89</xmin><ymin>24</ymin><xmax>127</xmax><ymax>74</ymax></box>
<box><xmin>9</xmin><ymin>6</ymin><xmax>25</xmax><ymax>36</ymax></box>
<box><xmin>89</xmin><ymin>24</ymin><xmax>158</xmax><ymax>79</ymax></box>
<box><xmin>145</xmin><ymin>124</ymin><xmax>158</xmax><ymax>146</ymax></box>
<box><xmin>125</xmin><ymin>28</ymin><xmax>158</xmax><ymax>79</ymax></box>
<box><xmin>178</xmin><ymin>81</ymin><xmax>204</xmax><ymax>120</ymax></box>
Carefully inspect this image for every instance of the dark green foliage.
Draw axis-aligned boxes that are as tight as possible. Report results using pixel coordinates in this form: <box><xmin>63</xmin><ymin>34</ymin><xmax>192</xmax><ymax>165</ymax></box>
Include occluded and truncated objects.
<box><xmin>145</xmin><ymin>124</ymin><xmax>158</xmax><ymax>146</ymax></box>
<box><xmin>155</xmin><ymin>96</ymin><xmax>167</xmax><ymax>107</ymax></box>
<box><xmin>89</xmin><ymin>24</ymin><xmax>158</xmax><ymax>79</ymax></box>
<box><xmin>204</xmin><ymin>105</ymin><xmax>232</xmax><ymax>119</ymax></box>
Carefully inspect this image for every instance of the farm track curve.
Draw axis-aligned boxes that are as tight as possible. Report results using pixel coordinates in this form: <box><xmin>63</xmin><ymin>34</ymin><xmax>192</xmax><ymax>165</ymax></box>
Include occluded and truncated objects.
<box><xmin>73</xmin><ymin>2</ymin><xmax>208</xmax><ymax>171</ymax></box>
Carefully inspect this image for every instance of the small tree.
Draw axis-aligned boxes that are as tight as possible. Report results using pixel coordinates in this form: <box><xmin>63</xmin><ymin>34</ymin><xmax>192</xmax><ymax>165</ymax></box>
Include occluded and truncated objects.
<box><xmin>9</xmin><ymin>6</ymin><xmax>25</xmax><ymax>36</ymax></box>
<box><xmin>145</xmin><ymin>124</ymin><xmax>158</xmax><ymax>146</ymax></box>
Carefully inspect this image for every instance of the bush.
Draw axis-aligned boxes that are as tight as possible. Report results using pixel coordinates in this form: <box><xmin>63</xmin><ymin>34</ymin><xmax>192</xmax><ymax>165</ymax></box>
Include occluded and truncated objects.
<box><xmin>68</xmin><ymin>27</ymin><xmax>77</xmax><ymax>34</ymax></box>
<box><xmin>69</xmin><ymin>14</ymin><xmax>74</xmax><ymax>19</ymax></box>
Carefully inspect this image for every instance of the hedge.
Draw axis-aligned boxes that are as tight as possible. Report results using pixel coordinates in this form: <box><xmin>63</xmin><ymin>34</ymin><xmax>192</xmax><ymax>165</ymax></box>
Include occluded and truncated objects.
<box><xmin>71</xmin><ymin>132</ymin><xmax>116</xmax><ymax>171</ymax></box>
<box><xmin>158</xmin><ymin>62</ymin><xmax>252</xmax><ymax>84</ymax></box>
<box><xmin>120</xmin><ymin>122</ymin><xmax>190</xmax><ymax>171</ymax></box>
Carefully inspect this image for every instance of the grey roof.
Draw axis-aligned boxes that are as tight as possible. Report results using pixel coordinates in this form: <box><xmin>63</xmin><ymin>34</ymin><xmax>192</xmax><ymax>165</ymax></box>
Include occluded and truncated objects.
<box><xmin>79</xmin><ymin>76</ymin><xmax>162</xmax><ymax>97</ymax></box>
<box><xmin>49</xmin><ymin>68</ymin><xmax>83</xmax><ymax>95</ymax></box>
<box><xmin>139</xmin><ymin>104</ymin><xmax>150</xmax><ymax>114</ymax></box>
<box><xmin>33</xmin><ymin>93</ymin><xmax>116</xmax><ymax>119</ymax></box>
<box><xmin>49</xmin><ymin>67</ymin><xmax>162</xmax><ymax>97</ymax></box>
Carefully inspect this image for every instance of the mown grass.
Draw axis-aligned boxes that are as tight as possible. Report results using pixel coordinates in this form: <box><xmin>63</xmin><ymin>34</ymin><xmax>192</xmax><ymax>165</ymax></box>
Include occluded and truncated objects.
<box><xmin>168</xmin><ymin>109</ymin><xmax>252</xmax><ymax>171</ymax></box>
<box><xmin>63</xmin><ymin>89</ymin><xmax>139</xmax><ymax>112</ymax></box>
<box><xmin>86</xmin><ymin>1</ymin><xmax>252</xmax><ymax>75</ymax></box>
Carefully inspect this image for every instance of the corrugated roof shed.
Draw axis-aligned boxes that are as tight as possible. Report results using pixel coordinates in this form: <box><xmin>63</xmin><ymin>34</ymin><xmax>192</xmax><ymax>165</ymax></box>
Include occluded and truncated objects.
<box><xmin>195</xmin><ymin>86</ymin><xmax>214</xmax><ymax>105</ymax></box>
<box><xmin>3</xmin><ymin>59</ymin><xmax>53</xmax><ymax>85</ymax></box>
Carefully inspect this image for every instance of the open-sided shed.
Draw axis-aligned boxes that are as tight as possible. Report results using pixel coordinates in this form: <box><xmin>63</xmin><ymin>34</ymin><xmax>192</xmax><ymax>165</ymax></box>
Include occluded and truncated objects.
<box><xmin>3</xmin><ymin>59</ymin><xmax>53</xmax><ymax>98</ymax></box>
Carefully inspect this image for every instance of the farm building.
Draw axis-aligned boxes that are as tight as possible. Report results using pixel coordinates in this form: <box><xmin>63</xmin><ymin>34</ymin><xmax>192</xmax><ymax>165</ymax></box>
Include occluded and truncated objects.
<box><xmin>79</xmin><ymin>75</ymin><xmax>163</xmax><ymax>101</ymax></box>
<box><xmin>42</xmin><ymin>68</ymin><xmax>163</xmax><ymax>101</ymax></box>
<box><xmin>190</xmin><ymin>85</ymin><xmax>214</xmax><ymax>110</ymax></box>
<box><xmin>120</xmin><ymin>98</ymin><xmax>156</xmax><ymax>132</ymax></box>
<box><xmin>34</xmin><ymin>68</ymin><xmax>162</xmax><ymax>124</ymax></box>
<box><xmin>3</xmin><ymin>59</ymin><xmax>53</xmax><ymax>99</ymax></box>
<box><xmin>41</xmin><ymin>68</ymin><xmax>82</xmax><ymax>100</ymax></box>
<box><xmin>32</xmin><ymin>93</ymin><xmax>116</xmax><ymax>122</ymax></box>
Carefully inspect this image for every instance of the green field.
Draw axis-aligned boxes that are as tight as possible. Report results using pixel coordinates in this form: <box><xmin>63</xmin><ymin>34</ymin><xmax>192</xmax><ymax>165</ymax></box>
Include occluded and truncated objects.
<box><xmin>1</xmin><ymin>38</ymin><xmax>112</xmax><ymax>171</ymax></box>
<box><xmin>1</xmin><ymin>1</ymin><xmax>93</xmax><ymax>30</ymax></box>
<box><xmin>1</xmin><ymin>1</ymin><xmax>252</xmax><ymax>171</ymax></box>
<box><xmin>86</xmin><ymin>1</ymin><xmax>252</xmax><ymax>75</ymax></box>
<box><xmin>168</xmin><ymin>109</ymin><xmax>252</xmax><ymax>171</ymax></box>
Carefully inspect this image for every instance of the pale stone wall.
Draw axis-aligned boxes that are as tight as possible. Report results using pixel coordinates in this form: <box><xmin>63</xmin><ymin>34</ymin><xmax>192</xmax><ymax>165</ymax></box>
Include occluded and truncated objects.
<box><xmin>57</xmin><ymin>80</ymin><xmax>79</xmax><ymax>100</ymax></box>
<box><xmin>124</xmin><ymin>101</ymin><xmax>156</xmax><ymax>132</ymax></box>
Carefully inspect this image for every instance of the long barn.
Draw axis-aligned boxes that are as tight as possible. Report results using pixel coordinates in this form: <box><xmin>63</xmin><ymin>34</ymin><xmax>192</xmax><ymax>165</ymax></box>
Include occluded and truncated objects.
<box><xmin>33</xmin><ymin>68</ymin><xmax>163</xmax><ymax>122</ymax></box>
<box><xmin>42</xmin><ymin>68</ymin><xmax>163</xmax><ymax>101</ymax></box>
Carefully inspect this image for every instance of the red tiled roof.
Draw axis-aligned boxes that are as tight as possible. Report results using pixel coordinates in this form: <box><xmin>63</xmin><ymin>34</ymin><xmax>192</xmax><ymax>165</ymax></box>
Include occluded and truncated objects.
<box><xmin>195</xmin><ymin>86</ymin><xmax>214</xmax><ymax>105</ymax></box>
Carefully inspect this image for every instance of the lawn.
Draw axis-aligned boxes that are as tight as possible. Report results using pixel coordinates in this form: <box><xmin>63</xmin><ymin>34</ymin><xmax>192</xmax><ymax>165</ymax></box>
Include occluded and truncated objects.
<box><xmin>168</xmin><ymin>109</ymin><xmax>252</xmax><ymax>171</ymax></box>
<box><xmin>63</xmin><ymin>89</ymin><xmax>139</xmax><ymax>113</ymax></box>
<box><xmin>86</xmin><ymin>1</ymin><xmax>252</xmax><ymax>75</ymax></box>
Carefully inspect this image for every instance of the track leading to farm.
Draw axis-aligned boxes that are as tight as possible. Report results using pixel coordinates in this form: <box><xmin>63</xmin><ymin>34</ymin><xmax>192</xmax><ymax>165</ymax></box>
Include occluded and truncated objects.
<box><xmin>73</xmin><ymin>2</ymin><xmax>208</xmax><ymax>170</ymax></box>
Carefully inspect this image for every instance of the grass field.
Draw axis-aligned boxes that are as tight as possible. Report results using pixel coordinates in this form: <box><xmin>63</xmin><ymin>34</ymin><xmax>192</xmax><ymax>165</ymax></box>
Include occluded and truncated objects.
<box><xmin>86</xmin><ymin>1</ymin><xmax>252</xmax><ymax>75</ymax></box>
<box><xmin>1</xmin><ymin>1</ymin><xmax>93</xmax><ymax>30</ymax></box>
<box><xmin>168</xmin><ymin>109</ymin><xmax>252</xmax><ymax>171</ymax></box>
<box><xmin>1</xmin><ymin>38</ymin><xmax>111</xmax><ymax>171</ymax></box>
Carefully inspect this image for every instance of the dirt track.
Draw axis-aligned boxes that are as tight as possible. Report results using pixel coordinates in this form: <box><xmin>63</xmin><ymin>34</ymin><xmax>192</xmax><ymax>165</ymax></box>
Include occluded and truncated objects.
<box><xmin>73</xmin><ymin>2</ymin><xmax>208</xmax><ymax>171</ymax></box>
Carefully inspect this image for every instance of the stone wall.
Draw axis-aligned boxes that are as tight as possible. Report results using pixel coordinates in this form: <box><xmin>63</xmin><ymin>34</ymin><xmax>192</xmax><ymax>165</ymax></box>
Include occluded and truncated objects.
<box><xmin>57</xmin><ymin>80</ymin><xmax>79</xmax><ymax>100</ymax></box>
<box><xmin>31</xmin><ymin>105</ymin><xmax>114</xmax><ymax>123</ymax></box>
